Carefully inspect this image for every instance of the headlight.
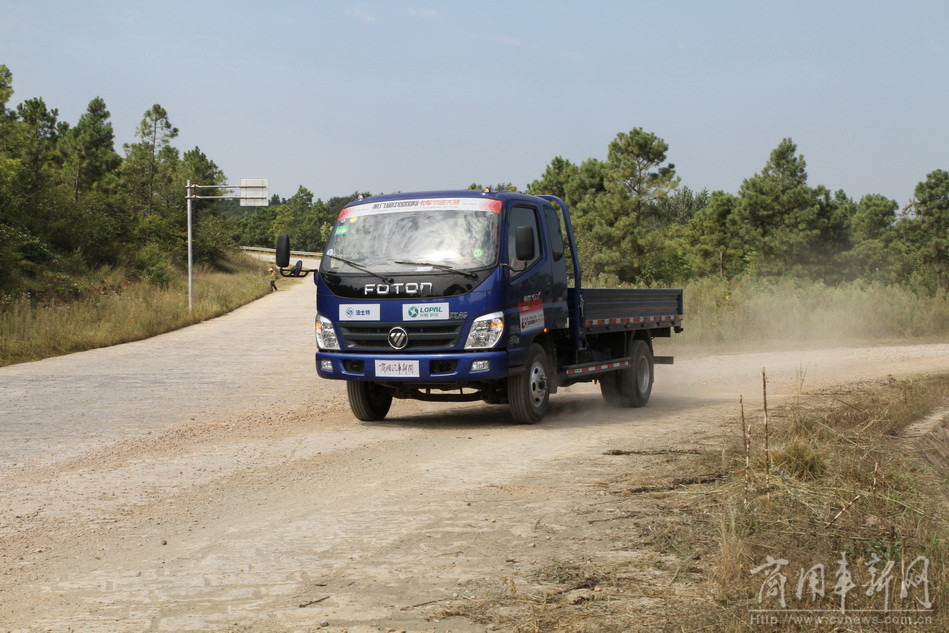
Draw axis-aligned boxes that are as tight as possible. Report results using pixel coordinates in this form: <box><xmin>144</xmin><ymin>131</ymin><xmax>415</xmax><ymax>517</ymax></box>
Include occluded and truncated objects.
<box><xmin>315</xmin><ymin>314</ymin><xmax>340</xmax><ymax>350</ymax></box>
<box><xmin>464</xmin><ymin>311</ymin><xmax>504</xmax><ymax>349</ymax></box>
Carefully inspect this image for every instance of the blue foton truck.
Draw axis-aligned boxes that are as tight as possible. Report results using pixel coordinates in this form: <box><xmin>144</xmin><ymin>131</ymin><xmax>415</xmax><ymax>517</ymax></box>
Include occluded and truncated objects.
<box><xmin>275</xmin><ymin>190</ymin><xmax>683</xmax><ymax>423</ymax></box>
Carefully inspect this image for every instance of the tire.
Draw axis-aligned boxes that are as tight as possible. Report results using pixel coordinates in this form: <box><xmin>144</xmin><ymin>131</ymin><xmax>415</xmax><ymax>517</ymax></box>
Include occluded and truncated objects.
<box><xmin>508</xmin><ymin>343</ymin><xmax>551</xmax><ymax>424</ymax></box>
<box><xmin>347</xmin><ymin>380</ymin><xmax>392</xmax><ymax>421</ymax></box>
<box><xmin>600</xmin><ymin>338</ymin><xmax>653</xmax><ymax>408</ymax></box>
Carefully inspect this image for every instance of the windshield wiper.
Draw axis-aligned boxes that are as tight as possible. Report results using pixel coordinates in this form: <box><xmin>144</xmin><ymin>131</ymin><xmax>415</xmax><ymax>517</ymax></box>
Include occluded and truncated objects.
<box><xmin>325</xmin><ymin>254</ymin><xmax>391</xmax><ymax>283</ymax></box>
<box><xmin>394</xmin><ymin>260</ymin><xmax>479</xmax><ymax>279</ymax></box>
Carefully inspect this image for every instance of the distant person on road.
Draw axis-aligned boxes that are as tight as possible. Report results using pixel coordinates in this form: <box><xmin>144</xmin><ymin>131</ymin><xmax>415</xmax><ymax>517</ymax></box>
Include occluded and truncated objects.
<box><xmin>268</xmin><ymin>268</ymin><xmax>277</xmax><ymax>292</ymax></box>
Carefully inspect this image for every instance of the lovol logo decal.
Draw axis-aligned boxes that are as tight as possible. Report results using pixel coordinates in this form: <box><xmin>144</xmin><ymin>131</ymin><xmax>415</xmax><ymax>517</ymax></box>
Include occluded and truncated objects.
<box><xmin>403</xmin><ymin>303</ymin><xmax>449</xmax><ymax>321</ymax></box>
<box><xmin>364</xmin><ymin>282</ymin><xmax>433</xmax><ymax>296</ymax></box>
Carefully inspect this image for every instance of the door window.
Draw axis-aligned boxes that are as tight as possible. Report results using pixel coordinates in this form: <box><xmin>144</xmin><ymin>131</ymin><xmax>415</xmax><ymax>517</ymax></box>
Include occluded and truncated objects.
<box><xmin>543</xmin><ymin>205</ymin><xmax>565</xmax><ymax>261</ymax></box>
<box><xmin>507</xmin><ymin>205</ymin><xmax>542</xmax><ymax>276</ymax></box>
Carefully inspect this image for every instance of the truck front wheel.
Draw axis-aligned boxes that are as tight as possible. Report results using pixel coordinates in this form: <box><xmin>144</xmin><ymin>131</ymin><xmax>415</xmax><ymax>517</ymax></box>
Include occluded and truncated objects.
<box><xmin>600</xmin><ymin>339</ymin><xmax>653</xmax><ymax>408</ymax></box>
<box><xmin>508</xmin><ymin>343</ymin><xmax>550</xmax><ymax>424</ymax></box>
<box><xmin>347</xmin><ymin>380</ymin><xmax>393</xmax><ymax>421</ymax></box>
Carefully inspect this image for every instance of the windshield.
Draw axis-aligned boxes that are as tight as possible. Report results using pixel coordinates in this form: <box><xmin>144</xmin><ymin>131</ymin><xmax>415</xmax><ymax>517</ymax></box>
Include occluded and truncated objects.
<box><xmin>321</xmin><ymin>197</ymin><xmax>501</xmax><ymax>275</ymax></box>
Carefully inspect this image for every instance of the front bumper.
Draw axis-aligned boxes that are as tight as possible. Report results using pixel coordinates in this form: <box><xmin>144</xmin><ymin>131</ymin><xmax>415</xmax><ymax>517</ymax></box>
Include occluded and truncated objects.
<box><xmin>316</xmin><ymin>350</ymin><xmax>509</xmax><ymax>382</ymax></box>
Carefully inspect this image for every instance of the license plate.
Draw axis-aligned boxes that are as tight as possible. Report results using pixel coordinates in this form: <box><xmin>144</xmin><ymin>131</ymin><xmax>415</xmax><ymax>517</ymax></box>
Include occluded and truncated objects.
<box><xmin>374</xmin><ymin>359</ymin><xmax>420</xmax><ymax>378</ymax></box>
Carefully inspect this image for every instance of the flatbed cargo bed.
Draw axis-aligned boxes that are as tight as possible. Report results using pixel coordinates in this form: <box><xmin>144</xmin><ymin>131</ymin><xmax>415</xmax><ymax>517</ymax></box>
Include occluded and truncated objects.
<box><xmin>571</xmin><ymin>287</ymin><xmax>683</xmax><ymax>334</ymax></box>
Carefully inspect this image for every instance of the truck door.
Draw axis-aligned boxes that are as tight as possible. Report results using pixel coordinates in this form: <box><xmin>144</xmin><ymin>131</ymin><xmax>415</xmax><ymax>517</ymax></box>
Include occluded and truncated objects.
<box><xmin>505</xmin><ymin>203</ymin><xmax>552</xmax><ymax>357</ymax></box>
<box><xmin>542</xmin><ymin>204</ymin><xmax>569</xmax><ymax>330</ymax></box>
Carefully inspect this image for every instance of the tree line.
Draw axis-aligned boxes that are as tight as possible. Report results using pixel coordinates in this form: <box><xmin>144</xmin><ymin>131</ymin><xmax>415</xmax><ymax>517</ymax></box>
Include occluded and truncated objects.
<box><xmin>3</xmin><ymin>60</ymin><xmax>946</xmax><ymax>302</ymax></box>
<box><xmin>237</xmin><ymin>187</ymin><xmax>369</xmax><ymax>255</ymax></box>
<box><xmin>0</xmin><ymin>64</ymin><xmax>229</xmax><ymax>299</ymax></box>
<box><xmin>241</xmin><ymin>128</ymin><xmax>946</xmax><ymax>295</ymax></box>
<box><xmin>526</xmin><ymin>129</ymin><xmax>947</xmax><ymax>294</ymax></box>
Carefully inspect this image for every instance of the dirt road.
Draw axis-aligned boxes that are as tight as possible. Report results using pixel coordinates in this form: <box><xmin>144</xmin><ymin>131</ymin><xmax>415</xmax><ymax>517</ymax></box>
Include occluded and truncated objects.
<box><xmin>1</xmin><ymin>278</ymin><xmax>946</xmax><ymax>632</ymax></box>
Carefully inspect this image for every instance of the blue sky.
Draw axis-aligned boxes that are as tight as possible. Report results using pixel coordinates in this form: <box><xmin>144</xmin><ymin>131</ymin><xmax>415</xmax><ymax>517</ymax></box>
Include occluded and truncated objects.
<box><xmin>2</xmin><ymin>1</ymin><xmax>946</xmax><ymax>206</ymax></box>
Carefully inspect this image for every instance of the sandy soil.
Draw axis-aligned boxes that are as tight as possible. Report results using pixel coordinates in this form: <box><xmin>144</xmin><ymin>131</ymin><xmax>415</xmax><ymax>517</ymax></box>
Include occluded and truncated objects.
<box><xmin>1</xmin><ymin>279</ymin><xmax>946</xmax><ymax>632</ymax></box>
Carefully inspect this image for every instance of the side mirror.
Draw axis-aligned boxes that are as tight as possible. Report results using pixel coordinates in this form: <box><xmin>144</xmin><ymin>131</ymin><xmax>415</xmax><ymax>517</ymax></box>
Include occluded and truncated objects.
<box><xmin>515</xmin><ymin>225</ymin><xmax>535</xmax><ymax>261</ymax></box>
<box><xmin>290</xmin><ymin>260</ymin><xmax>303</xmax><ymax>277</ymax></box>
<box><xmin>276</xmin><ymin>234</ymin><xmax>291</xmax><ymax>268</ymax></box>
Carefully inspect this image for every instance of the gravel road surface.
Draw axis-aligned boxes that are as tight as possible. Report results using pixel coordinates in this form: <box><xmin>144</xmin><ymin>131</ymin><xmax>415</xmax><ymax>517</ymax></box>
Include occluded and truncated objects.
<box><xmin>1</xmin><ymin>276</ymin><xmax>946</xmax><ymax>632</ymax></box>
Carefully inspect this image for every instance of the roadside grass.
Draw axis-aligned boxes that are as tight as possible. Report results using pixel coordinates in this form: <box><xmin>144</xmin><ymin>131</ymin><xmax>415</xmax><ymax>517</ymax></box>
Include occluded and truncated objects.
<box><xmin>0</xmin><ymin>253</ymin><xmax>277</xmax><ymax>367</ymax></box>
<box><xmin>695</xmin><ymin>374</ymin><xmax>949</xmax><ymax>631</ymax></box>
<box><xmin>447</xmin><ymin>375</ymin><xmax>948</xmax><ymax>632</ymax></box>
<box><xmin>669</xmin><ymin>278</ymin><xmax>949</xmax><ymax>353</ymax></box>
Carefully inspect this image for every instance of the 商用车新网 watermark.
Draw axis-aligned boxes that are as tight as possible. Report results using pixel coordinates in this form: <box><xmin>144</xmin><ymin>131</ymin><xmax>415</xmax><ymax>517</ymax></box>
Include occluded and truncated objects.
<box><xmin>748</xmin><ymin>551</ymin><xmax>934</xmax><ymax>627</ymax></box>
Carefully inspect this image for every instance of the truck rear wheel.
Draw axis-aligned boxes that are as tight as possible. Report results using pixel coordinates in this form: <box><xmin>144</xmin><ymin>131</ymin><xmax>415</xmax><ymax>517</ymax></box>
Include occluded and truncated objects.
<box><xmin>347</xmin><ymin>380</ymin><xmax>392</xmax><ymax>421</ymax></box>
<box><xmin>600</xmin><ymin>339</ymin><xmax>653</xmax><ymax>408</ymax></box>
<box><xmin>508</xmin><ymin>343</ymin><xmax>550</xmax><ymax>424</ymax></box>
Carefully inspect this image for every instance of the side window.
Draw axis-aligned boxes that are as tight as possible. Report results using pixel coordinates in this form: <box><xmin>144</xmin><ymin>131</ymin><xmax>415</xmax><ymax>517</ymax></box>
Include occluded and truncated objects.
<box><xmin>544</xmin><ymin>206</ymin><xmax>565</xmax><ymax>261</ymax></box>
<box><xmin>507</xmin><ymin>205</ymin><xmax>542</xmax><ymax>275</ymax></box>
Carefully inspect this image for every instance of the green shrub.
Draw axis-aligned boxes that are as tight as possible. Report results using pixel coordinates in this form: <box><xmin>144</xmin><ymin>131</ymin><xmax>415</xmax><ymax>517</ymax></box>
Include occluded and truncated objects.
<box><xmin>132</xmin><ymin>243</ymin><xmax>173</xmax><ymax>287</ymax></box>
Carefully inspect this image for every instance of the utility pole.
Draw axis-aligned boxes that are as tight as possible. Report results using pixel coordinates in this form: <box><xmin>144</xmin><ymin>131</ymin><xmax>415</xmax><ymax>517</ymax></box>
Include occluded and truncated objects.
<box><xmin>185</xmin><ymin>178</ymin><xmax>268</xmax><ymax>313</ymax></box>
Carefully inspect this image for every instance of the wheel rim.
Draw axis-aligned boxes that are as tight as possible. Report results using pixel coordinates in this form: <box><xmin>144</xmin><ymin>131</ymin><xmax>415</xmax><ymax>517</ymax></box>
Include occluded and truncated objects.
<box><xmin>636</xmin><ymin>355</ymin><xmax>650</xmax><ymax>393</ymax></box>
<box><xmin>528</xmin><ymin>361</ymin><xmax>548</xmax><ymax>407</ymax></box>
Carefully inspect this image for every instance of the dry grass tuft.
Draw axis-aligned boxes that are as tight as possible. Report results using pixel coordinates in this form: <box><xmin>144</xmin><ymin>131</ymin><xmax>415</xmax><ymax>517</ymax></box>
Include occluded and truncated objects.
<box><xmin>771</xmin><ymin>441</ymin><xmax>824</xmax><ymax>480</ymax></box>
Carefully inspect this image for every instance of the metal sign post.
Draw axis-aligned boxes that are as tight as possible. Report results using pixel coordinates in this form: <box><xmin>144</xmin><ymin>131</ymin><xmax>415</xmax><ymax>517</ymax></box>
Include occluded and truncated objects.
<box><xmin>185</xmin><ymin>178</ymin><xmax>268</xmax><ymax>313</ymax></box>
<box><xmin>187</xmin><ymin>180</ymin><xmax>194</xmax><ymax>312</ymax></box>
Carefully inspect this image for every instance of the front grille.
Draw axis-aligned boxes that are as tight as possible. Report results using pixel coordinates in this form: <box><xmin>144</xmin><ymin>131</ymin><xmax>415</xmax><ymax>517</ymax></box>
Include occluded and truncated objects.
<box><xmin>339</xmin><ymin>321</ymin><xmax>465</xmax><ymax>351</ymax></box>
